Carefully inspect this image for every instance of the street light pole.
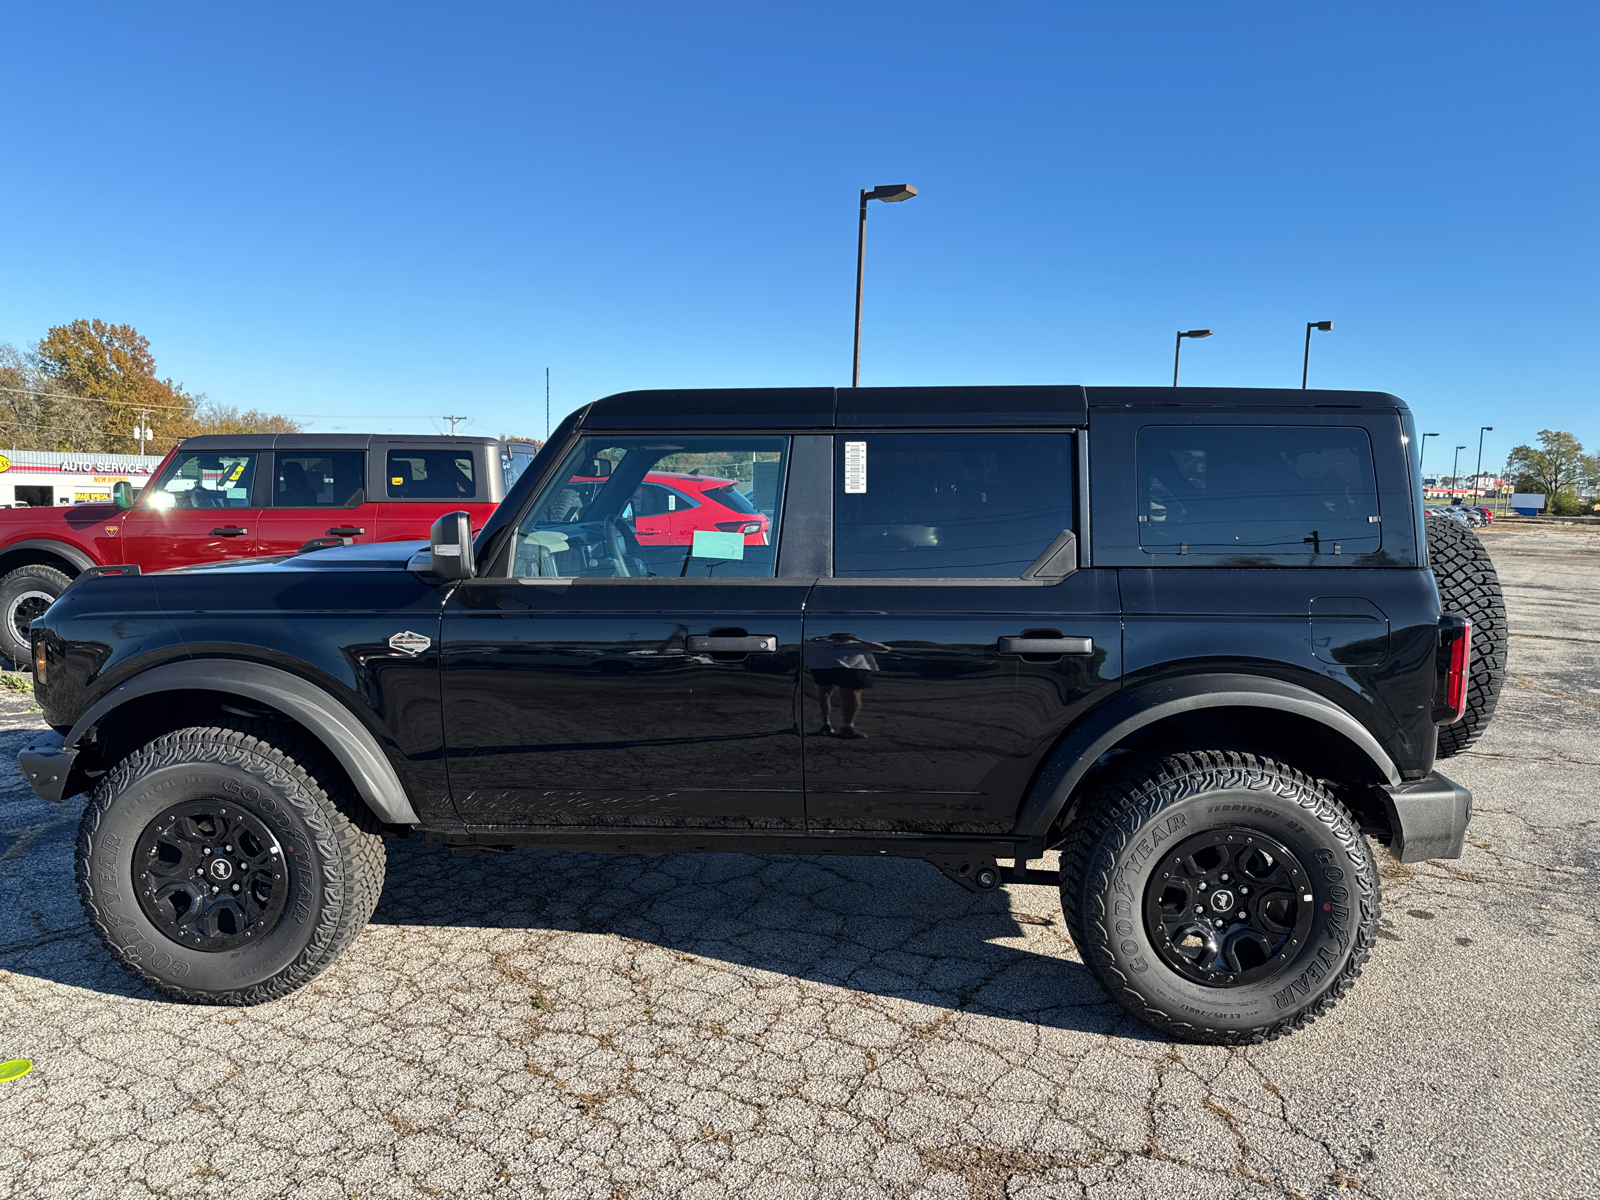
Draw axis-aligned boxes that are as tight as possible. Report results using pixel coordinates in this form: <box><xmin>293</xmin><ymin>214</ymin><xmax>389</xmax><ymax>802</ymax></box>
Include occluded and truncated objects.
<box><xmin>1172</xmin><ymin>329</ymin><xmax>1214</xmax><ymax>386</ymax></box>
<box><xmin>1473</xmin><ymin>425</ymin><xmax>1493</xmax><ymax>502</ymax></box>
<box><xmin>1451</xmin><ymin>445</ymin><xmax>1466</xmax><ymax>497</ymax></box>
<box><xmin>852</xmin><ymin>183</ymin><xmax>918</xmax><ymax>387</ymax></box>
<box><xmin>1302</xmin><ymin>320</ymin><xmax>1333</xmax><ymax>388</ymax></box>
<box><xmin>1419</xmin><ymin>432</ymin><xmax>1439</xmax><ymax>497</ymax></box>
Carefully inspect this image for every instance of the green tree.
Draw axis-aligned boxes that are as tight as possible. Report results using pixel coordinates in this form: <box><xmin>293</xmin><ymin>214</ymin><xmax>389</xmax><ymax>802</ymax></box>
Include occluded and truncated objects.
<box><xmin>1503</xmin><ymin>430</ymin><xmax>1598</xmax><ymax>504</ymax></box>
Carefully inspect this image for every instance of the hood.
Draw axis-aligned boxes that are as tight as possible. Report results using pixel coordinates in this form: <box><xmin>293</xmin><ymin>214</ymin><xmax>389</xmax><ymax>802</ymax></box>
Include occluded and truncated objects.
<box><xmin>158</xmin><ymin>539</ymin><xmax>429</xmax><ymax>574</ymax></box>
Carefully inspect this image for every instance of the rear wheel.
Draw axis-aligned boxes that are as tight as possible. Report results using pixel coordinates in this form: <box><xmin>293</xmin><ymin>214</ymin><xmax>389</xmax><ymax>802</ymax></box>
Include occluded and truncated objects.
<box><xmin>1061</xmin><ymin>749</ymin><xmax>1379</xmax><ymax>1044</ymax></box>
<box><xmin>76</xmin><ymin>725</ymin><xmax>386</xmax><ymax>1004</ymax></box>
<box><xmin>0</xmin><ymin>563</ymin><xmax>71</xmax><ymax>669</ymax></box>
<box><xmin>1426</xmin><ymin>516</ymin><xmax>1507</xmax><ymax>757</ymax></box>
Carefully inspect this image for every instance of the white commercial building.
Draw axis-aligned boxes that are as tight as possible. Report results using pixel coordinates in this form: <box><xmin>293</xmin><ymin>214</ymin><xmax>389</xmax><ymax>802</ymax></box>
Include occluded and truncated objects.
<box><xmin>0</xmin><ymin>448</ymin><xmax>167</xmax><ymax>507</ymax></box>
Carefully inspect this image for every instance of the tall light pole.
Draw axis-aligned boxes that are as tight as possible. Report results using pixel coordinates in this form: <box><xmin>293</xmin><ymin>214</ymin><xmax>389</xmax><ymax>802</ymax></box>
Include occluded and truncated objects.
<box><xmin>852</xmin><ymin>183</ymin><xmax>918</xmax><ymax>387</ymax></box>
<box><xmin>1302</xmin><ymin>320</ymin><xmax>1333</xmax><ymax>388</ymax></box>
<box><xmin>1473</xmin><ymin>425</ymin><xmax>1493</xmax><ymax>501</ymax></box>
<box><xmin>1419</xmin><ymin>432</ymin><xmax>1439</xmax><ymax>480</ymax></box>
<box><xmin>1172</xmin><ymin>329</ymin><xmax>1213</xmax><ymax>386</ymax></box>
<box><xmin>1451</xmin><ymin>445</ymin><xmax>1466</xmax><ymax>496</ymax></box>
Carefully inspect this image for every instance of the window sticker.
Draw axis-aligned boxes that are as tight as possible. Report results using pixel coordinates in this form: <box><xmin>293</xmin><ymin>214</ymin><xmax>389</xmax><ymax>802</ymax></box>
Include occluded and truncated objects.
<box><xmin>391</xmin><ymin>477</ymin><xmax>404</xmax><ymax>485</ymax></box>
<box><xmin>691</xmin><ymin>529</ymin><xmax>745</xmax><ymax>560</ymax></box>
<box><xmin>844</xmin><ymin>441</ymin><xmax>867</xmax><ymax>494</ymax></box>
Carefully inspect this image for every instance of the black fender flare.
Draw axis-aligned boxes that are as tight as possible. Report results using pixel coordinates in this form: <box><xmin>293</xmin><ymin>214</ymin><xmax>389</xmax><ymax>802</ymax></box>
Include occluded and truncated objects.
<box><xmin>65</xmin><ymin>659</ymin><xmax>420</xmax><ymax>825</ymax></box>
<box><xmin>0</xmin><ymin>539</ymin><xmax>96</xmax><ymax>574</ymax></box>
<box><xmin>1012</xmin><ymin>673</ymin><xmax>1401</xmax><ymax>841</ymax></box>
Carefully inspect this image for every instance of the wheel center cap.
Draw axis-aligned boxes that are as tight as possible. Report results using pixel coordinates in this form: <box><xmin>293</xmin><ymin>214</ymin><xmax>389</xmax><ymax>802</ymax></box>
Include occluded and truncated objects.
<box><xmin>1209</xmin><ymin>888</ymin><xmax>1235</xmax><ymax>913</ymax></box>
<box><xmin>208</xmin><ymin>858</ymin><xmax>234</xmax><ymax>882</ymax></box>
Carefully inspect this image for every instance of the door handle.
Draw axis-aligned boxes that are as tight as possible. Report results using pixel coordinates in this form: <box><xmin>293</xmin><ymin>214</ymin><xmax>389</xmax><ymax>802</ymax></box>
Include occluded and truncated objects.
<box><xmin>327</xmin><ymin>526</ymin><xmax>366</xmax><ymax>537</ymax></box>
<box><xmin>686</xmin><ymin>635</ymin><xmax>778</xmax><ymax>654</ymax></box>
<box><xmin>997</xmin><ymin>635</ymin><xmax>1093</xmax><ymax>656</ymax></box>
<box><xmin>211</xmin><ymin>527</ymin><xmax>249</xmax><ymax>537</ymax></box>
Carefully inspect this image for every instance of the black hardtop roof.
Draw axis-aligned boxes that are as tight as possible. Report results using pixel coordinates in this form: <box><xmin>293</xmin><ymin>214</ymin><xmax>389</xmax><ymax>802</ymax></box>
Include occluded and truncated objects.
<box><xmin>178</xmin><ymin>433</ymin><xmax>515</xmax><ymax>451</ymax></box>
<box><xmin>580</xmin><ymin>385</ymin><xmax>1406</xmax><ymax>430</ymax></box>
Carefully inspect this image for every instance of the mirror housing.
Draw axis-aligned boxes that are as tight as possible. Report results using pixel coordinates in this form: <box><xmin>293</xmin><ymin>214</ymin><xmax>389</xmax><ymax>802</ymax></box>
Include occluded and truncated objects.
<box><xmin>428</xmin><ymin>511</ymin><xmax>476</xmax><ymax>579</ymax></box>
<box><xmin>111</xmin><ymin>481</ymin><xmax>135</xmax><ymax>510</ymax></box>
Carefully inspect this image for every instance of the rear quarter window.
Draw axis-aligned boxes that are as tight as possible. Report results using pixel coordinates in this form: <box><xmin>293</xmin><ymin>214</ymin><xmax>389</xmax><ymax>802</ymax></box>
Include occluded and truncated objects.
<box><xmin>1137</xmin><ymin>425</ymin><xmax>1380</xmax><ymax>559</ymax></box>
<box><xmin>387</xmin><ymin>449</ymin><xmax>477</xmax><ymax>500</ymax></box>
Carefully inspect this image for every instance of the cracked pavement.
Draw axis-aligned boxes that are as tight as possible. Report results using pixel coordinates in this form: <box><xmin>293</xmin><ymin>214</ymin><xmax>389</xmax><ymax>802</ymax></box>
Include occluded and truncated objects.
<box><xmin>3</xmin><ymin>526</ymin><xmax>1598</xmax><ymax>1199</ymax></box>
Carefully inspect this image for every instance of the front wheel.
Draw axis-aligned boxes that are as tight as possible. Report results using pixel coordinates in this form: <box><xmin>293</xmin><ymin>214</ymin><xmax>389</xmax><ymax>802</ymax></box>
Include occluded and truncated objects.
<box><xmin>76</xmin><ymin>725</ymin><xmax>386</xmax><ymax>1004</ymax></box>
<box><xmin>0</xmin><ymin>563</ymin><xmax>71</xmax><ymax>669</ymax></box>
<box><xmin>1061</xmin><ymin>749</ymin><xmax>1379</xmax><ymax>1044</ymax></box>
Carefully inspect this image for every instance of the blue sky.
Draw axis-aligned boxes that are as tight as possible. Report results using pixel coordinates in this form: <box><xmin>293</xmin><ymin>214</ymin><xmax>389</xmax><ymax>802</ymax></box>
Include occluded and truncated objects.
<box><xmin>1</xmin><ymin>3</ymin><xmax>1594</xmax><ymax>471</ymax></box>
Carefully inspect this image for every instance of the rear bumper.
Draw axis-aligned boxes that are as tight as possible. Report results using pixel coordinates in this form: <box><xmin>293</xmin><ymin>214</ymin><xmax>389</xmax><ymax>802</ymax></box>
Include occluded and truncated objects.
<box><xmin>18</xmin><ymin>730</ymin><xmax>77</xmax><ymax>804</ymax></box>
<box><xmin>1381</xmin><ymin>772</ymin><xmax>1472</xmax><ymax>862</ymax></box>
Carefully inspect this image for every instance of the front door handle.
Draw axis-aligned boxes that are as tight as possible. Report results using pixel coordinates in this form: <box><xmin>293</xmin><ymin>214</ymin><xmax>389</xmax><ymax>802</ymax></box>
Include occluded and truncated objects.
<box><xmin>997</xmin><ymin>635</ymin><xmax>1093</xmax><ymax>656</ymax></box>
<box><xmin>687</xmin><ymin>635</ymin><xmax>778</xmax><ymax>654</ymax></box>
<box><xmin>211</xmin><ymin>526</ymin><xmax>249</xmax><ymax>537</ymax></box>
<box><xmin>326</xmin><ymin>526</ymin><xmax>366</xmax><ymax>537</ymax></box>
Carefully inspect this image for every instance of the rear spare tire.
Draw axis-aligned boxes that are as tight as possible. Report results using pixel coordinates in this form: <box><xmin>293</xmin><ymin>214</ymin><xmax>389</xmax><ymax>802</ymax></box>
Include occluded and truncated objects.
<box><xmin>1426</xmin><ymin>516</ymin><xmax>1507</xmax><ymax>757</ymax></box>
<box><xmin>0</xmin><ymin>563</ymin><xmax>71</xmax><ymax>669</ymax></box>
<box><xmin>1061</xmin><ymin>749</ymin><xmax>1379</xmax><ymax>1044</ymax></box>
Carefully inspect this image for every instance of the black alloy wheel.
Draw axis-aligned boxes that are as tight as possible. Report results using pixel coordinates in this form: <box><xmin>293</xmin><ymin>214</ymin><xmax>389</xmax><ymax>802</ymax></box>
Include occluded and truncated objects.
<box><xmin>77</xmin><ymin>724</ymin><xmax>386</xmax><ymax>1004</ymax></box>
<box><xmin>1144</xmin><ymin>827</ymin><xmax>1314</xmax><ymax>987</ymax></box>
<box><xmin>133</xmin><ymin>800</ymin><xmax>291</xmax><ymax>952</ymax></box>
<box><xmin>1061</xmin><ymin>748</ymin><xmax>1380</xmax><ymax>1044</ymax></box>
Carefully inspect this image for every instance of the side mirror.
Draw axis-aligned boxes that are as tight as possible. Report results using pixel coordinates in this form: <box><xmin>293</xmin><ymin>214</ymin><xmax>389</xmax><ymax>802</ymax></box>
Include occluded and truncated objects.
<box><xmin>111</xmin><ymin>481</ymin><xmax>136</xmax><ymax>510</ymax></box>
<box><xmin>429</xmin><ymin>511</ymin><xmax>476</xmax><ymax>579</ymax></box>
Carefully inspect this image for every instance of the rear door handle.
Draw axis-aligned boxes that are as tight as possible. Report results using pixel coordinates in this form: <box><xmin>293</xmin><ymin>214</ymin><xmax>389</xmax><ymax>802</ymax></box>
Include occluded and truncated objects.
<box><xmin>326</xmin><ymin>526</ymin><xmax>366</xmax><ymax>537</ymax></box>
<box><xmin>687</xmin><ymin>635</ymin><xmax>778</xmax><ymax>653</ymax></box>
<box><xmin>997</xmin><ymin>636</ymin><xmax>1093</xmax><ymax>656</ymax></box>
<box><xmin>211</xmin><ymin>527</ymin><xmax>249</xmax><ymax>537</ymax></box>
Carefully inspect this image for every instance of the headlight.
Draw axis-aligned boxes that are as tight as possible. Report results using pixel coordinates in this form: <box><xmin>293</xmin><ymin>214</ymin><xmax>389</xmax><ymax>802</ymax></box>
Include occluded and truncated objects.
<box><xmin>32</xmin><ymin>638</ymin><xmax>46</xmax><ymax>685</ymax></box>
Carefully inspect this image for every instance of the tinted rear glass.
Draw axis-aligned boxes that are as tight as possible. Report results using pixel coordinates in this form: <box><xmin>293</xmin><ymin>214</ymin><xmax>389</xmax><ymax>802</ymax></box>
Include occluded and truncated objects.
<box><xmin>703</xmin><ymin>483</ymin><xmax>757</xmax><ymax>514</ymax></box>
<box><xmin>1137</xmin><ymin>425</ymin><xmax>1380</xmax><ymax>557</ymax></box>
<box><xmin>387</xmin><ymin>449</ymin><xmax>476</xmax><ymax>499</ymax></box>
<box><xmin>833</xmin><ymin>432</ymin><xmax>1076</xmax><ymax>578</ymax></box>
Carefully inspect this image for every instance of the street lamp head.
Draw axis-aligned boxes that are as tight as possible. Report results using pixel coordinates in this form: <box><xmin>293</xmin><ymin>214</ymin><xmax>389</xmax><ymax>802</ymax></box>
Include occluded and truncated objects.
<box><xmin>865</xmin><ymin>184</ymin><xmax>918</xmax><ymax>203</ymax></box>
<box><xmin>1179</xmin><ymin>329</ymin><xmax>1214</xmax><ymax>339</ymax></box>
<box><xmin>1482</xmin><ymin>425</ymin><xmax>1493</xmax><ymax>432</ymax></box>
<box><xmin>1309</xmin><ymin>320</ymin><xmax>1333</xmax><ymax>332</ymax></box>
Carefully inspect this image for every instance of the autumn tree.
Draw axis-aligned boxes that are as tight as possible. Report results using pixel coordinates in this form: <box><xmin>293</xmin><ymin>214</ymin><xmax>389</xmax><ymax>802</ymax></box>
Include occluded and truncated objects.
<box><xmin>181</xmin><ymin>403</ymin><xmax>303</xmax><ymax>436</ymax></box>
<box><xmin>0</xmin><ymin>342</ymin><xmax>105</xmax><ymax>450</ymax></box>
<box><xmin>33</xmin><ymin>319</ymin><xmax>197</xmax><ymax>452</ymax></box>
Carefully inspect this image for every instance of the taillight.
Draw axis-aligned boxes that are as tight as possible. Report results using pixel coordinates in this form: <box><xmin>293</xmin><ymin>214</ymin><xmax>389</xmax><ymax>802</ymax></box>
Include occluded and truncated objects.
<box><xmin>715</xmin><ymin>521</ymin><xmax>763</xmax><ymax>535</ymax></box>
<box><xmin>1434</xmin><ymin>616</ymin><xmax>1471</xmax><ymax>724</ymax></box>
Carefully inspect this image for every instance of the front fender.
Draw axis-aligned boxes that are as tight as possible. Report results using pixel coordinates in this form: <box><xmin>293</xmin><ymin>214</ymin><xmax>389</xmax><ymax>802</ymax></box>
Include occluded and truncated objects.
<box><xmin>62</xmin><ymin>659</ymin><xmax>420</xmax><ymax>825</ymax></box>
<box><xmin>1011</xmin><ymin>672</ymin><xmax>1402</xmax><ymax>841</ymax></box>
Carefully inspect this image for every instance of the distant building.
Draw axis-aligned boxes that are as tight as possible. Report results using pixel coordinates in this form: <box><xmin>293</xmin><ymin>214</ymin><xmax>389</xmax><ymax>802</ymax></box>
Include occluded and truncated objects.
<box><xmin>0</xmin><ymin>449</ymin><xmax>167</xmax><ymax>507</ymax></box>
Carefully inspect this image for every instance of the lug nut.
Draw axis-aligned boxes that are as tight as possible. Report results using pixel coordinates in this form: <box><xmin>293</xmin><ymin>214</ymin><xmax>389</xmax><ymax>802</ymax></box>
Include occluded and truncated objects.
<box><xmin>211</xmin><ymin>886</ymin><xmax>219</xmax><ymax>894</ymax></box>
<box><xmin>225</xmin><ymin>845</ymin><xmax>233</xmax><ymax>852</ymax></box>
<box><xmin>1213</xmin><ymin>919</ymin><xmax>1223</xmax><ymax>928</ymax></box>
<box><xmin>1220</xmin><ymin>873</ymin><xmax>1229</xmax><ymax>882</ymax></box>
<box><xmin>231</xmin><ymin>883</ymin><xmax>240</xmax><ymax>892</ymax></box>
<box><xmin>1198</xmin><ymin>882</ymin><xmax>1207</xmax><ymax>891</ymax></box>
<box><xmin>1239</xmin><ymin>886</ymin><xmax>1249</xmax><ymax>895</ymax></box>
<box><xmin>203</xmin><ymin>848</ymin><xmax>212</xmax><ymax>855</ymax></box>
<box><xmin>1194</xmin><ymin>905</ymin><xmax>1204</xmax><ymax>914</ymax></box>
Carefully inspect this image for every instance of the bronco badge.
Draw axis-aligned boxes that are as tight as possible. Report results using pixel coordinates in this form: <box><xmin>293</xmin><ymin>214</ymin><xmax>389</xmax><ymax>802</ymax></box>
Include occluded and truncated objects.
<box><xmin>388</xmin><ymin>631</ymin><xmax>431</xmax><ymax>656</ymax></box>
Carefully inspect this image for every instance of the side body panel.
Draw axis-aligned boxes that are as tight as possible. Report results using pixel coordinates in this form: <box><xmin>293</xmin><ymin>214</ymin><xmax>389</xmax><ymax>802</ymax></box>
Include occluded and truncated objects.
<box><xmin>802</xmin><ymin>575</ymin><xmax>1122</xmax><ymax>833</ymax></box>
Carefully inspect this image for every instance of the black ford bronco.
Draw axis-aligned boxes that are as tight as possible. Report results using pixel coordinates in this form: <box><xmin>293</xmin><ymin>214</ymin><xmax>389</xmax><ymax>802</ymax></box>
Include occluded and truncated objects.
<box><xmin>20</xmin><ymin>385</ymin><xmax>1506</xmax><ymax>1043</ymax></box>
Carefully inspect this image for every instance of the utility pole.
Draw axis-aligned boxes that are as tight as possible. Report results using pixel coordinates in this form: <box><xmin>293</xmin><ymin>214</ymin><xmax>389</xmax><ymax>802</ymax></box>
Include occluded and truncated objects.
<box><xmin>442</xmin><ymin>415</ymin><xmax>469</xmax><ymax>435</ymax></box>
<box><xmin>545</xmin><ymin>368</ymin><xmax>551</xmax><ymax>442</ymax></box>
<box><xmin>132</xmin><ymin>408</ymin><xmax>155</xmax><ymax>456</ymax></box>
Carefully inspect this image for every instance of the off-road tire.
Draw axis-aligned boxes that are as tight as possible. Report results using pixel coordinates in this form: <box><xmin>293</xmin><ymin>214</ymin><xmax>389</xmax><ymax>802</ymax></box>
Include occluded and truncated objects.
<box><xmin>1060</xmin><ymin>749</ymin><xmax>1379</xmax><ymax>1044</ymax></box>
<box><xmin>1426</xmin><ymin>516</ymin><xmax>1507</xmax><ymax>757</ymax></box>
<box><xmin>76</xmin><ymin>724</ymin><xmax>386</xmax><ymax>1004</ymax></box>
<box><xmin>0</xmin><ymin>563</ymin><xmax>71</xmax><ymax>669</ymax></box>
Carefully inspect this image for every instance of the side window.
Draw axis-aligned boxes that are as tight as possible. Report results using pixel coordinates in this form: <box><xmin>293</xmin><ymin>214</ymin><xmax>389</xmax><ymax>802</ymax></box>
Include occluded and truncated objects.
<box><xmin>1137</xmin><ymin>425</ymin><xmax>1380</xmax><ymax>558</ymax></box>
<box><xmin>273</xmin><ymin>451</ymin><xmax>366</xmax><ymax>508</ymax></box>
<box><xmin>833</xmin><ymin>433</ymin><xmax>1076</xmax><ymax>578</ymax></box>
<box><xmin>510</xmin><ymin>436</ymin><xmax>788</xmax><ymax>579</ymax></box>
<box><xmin>387</xmin><ymin>449</ymin><xmax>476</xmax><ymax>499</ymax></box>
<box><xmin>145</xmin><ymin>451</ymin><xmax>258</xmax><ymax>510</ymax></box>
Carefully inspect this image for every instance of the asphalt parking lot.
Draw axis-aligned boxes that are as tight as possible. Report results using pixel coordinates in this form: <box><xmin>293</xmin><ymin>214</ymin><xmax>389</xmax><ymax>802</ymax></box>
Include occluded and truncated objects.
<box><xmin>2</xmin><ymin>525</ymin><xmax>1597</xmax><ymax>1200</ymax></box>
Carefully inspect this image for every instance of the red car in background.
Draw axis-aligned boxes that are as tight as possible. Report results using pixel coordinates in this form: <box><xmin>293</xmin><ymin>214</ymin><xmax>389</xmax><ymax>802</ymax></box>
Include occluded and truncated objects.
<box><xmin>572</xmin><ymin>471</ymin><xmax>771</xmax><ymax>546</ymax></box>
